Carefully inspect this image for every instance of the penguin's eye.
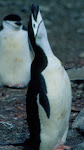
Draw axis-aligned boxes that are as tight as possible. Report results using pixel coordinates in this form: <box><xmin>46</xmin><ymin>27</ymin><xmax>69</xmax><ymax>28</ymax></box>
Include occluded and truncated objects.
<box><xmin>33</xmin><ymin>24</ymin><xmax>35</xmax><ymax>28</ymax></box>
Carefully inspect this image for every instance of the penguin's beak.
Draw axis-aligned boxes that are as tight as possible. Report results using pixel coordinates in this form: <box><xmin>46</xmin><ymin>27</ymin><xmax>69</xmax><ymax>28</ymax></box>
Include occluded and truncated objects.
<box><xmin>30</xmin><ymin>4</ymin><xmax>42</xmax><ymax>37</ymax></box>
<box><xmin>31</xmin><ymin>4</ymin><xmax>39</xmax><ymax>21</ymax></box>
<box><xmin>15</xmin><ymin>21</ymin><xmax>22</xmax><ymax>26</ymax></box>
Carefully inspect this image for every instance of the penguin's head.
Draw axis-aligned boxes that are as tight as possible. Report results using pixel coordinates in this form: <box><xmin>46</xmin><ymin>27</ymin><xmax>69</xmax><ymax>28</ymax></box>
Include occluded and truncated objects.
<box><xmin>29</xmin><ymin>4</ymin><xmax>47</xmax><ymax>42</ymax></box>
<box><xmin>31</xmin><ymin>4</ymin><xmax>42</xmax><ymax>37</ymax></box>
<box><xmin>2</xmin><ymin>14</ymin><xmax>22</xmax><ymax>30</ymax></box>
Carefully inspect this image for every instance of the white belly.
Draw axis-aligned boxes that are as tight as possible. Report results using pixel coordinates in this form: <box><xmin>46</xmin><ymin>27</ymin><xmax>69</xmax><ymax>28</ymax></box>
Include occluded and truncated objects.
<box><xmin>0</xmin><ymin>30</ymin><xmax>32</xmax><ymax>86</ymax></box>
<box><xmin>38</xmin><ymin>65</ymin><xmax>72</xmax><ymax>150</ymax></box>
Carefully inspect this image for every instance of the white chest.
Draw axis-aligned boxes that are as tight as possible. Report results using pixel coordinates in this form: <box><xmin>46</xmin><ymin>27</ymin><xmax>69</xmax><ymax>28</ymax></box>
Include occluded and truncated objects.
<box><xmin>0</xmin><ymin>30</ymin><xmax>30</xmax><ymax>60</ymax></box>
<box><xmin>0</xmin><ymin>29</ymin><xmax>31</xmax><ymax>86</ymax></box>
<box><xmin>38</xmin><ymin>59</ymin><xmax>72</xmax><ymax>150</ymax></box>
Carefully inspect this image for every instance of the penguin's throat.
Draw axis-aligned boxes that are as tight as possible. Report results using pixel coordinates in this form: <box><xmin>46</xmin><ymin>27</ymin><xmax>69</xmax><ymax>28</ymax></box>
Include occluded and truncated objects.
<box><xmin>36</xmin><ymin>37</ymin><xmax>53</xmax><ymax>58</ymax></box>
<box><xmin>3</xmin><ymin>23</ymin><xmax>22</xmax><ymax>31</ymax></box>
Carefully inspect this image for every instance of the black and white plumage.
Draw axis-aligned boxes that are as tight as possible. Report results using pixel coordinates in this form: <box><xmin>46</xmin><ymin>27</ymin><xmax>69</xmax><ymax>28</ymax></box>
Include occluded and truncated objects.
<box><xmin>25</xmin><ymin>4</ymin><xmax>72</xmax><ymax>150</ymax></box>
<box><xmin>0</xmin><ymin>14</ymin><xmax>32</xmax><ymax>88</ymax></box>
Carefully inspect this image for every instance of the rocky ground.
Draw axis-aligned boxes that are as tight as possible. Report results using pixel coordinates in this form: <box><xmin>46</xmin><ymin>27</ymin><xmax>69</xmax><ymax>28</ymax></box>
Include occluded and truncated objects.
<box><xmin>0</xmin><ymin>0</ymin><xmax>84</xmax><ymax>150</ymax></box>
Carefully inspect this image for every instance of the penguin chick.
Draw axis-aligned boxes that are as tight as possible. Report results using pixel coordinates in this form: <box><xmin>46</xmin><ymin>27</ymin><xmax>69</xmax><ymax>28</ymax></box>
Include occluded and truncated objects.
<box><xmin>25</xmin><ymin>4</ymin><xmax>72</xmax><ymax>150</ymax></box>
<box><xmin>0</xmin><ymin>14</ymin><xmax>32</xmax><ymax>88</ymax></box>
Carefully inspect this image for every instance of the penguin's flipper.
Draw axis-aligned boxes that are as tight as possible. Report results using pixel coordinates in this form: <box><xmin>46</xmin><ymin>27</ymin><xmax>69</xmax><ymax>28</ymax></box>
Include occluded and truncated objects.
<box><xmin>39</xmin><ymin>89</ymin><xmax>50</xmax><ymax>118</ymax></box>
<box><xmin>39</xmin><ymin>74</ymin><xmax>50</xmax><ymax>119</ymax></box>
<box><xmin>23</xmin><ymin>25</ymin><xmax>27</xmax><ymax>31</ymax></box>
<box><xmin>0</xmin><ymin>25</ymin><xmax>3</xmax><ymax>31</ymax></box>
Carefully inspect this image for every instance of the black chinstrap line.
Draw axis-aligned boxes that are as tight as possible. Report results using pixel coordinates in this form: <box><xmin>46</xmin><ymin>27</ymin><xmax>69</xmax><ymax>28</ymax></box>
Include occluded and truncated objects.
<box><xmin>35</xmin><ymin>20</ymin><xmax>43</xmax><ymax>38</ymax></box>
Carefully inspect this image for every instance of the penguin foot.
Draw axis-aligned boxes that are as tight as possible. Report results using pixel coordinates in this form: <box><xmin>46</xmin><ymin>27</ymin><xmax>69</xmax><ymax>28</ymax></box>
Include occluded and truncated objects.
<box><xmin>54</xmin><ymin>145</ymin><xmax>71</xmax><ymax>150</ymax></box>
<box><xmin>7</xmin><ymin>84</ymin><xmax>26</xmax><ymax>89</ymax></box>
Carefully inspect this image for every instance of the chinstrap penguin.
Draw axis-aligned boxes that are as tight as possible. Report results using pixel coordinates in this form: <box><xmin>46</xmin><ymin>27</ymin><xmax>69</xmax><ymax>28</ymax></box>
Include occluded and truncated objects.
<box><xmin>0</xmin><ymin>14</ymin><xmax>32</xmax><ymax>88</ymax></box>
<box><xmin>25</xmin><ymin>4</ymin><xmax>72</xmax><ymax>150</ymax></box>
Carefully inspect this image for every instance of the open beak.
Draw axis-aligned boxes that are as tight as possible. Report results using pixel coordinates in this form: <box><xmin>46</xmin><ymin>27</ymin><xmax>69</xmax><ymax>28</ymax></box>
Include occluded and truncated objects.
<box><xmin>31</xmin><ymin>4</ymin><xmax>39</xmax><ymax>21</ymax></box>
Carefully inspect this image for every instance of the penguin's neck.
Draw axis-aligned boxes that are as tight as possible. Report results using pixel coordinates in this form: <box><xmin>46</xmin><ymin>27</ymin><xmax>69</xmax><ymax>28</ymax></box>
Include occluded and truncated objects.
<box><xmin>36</xmin><ymin>34</ymin><xmax>54</xmax><ymax>59</ymax></box>
<box><xmin>35</xmin><ymin>34</ymin><xmax>62</xmax><ymax>69</ymax></box>
<box><xmin>31</xmin><ymin>43</ymin><xmax>48</xmax><ymax>74</ymax></box>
